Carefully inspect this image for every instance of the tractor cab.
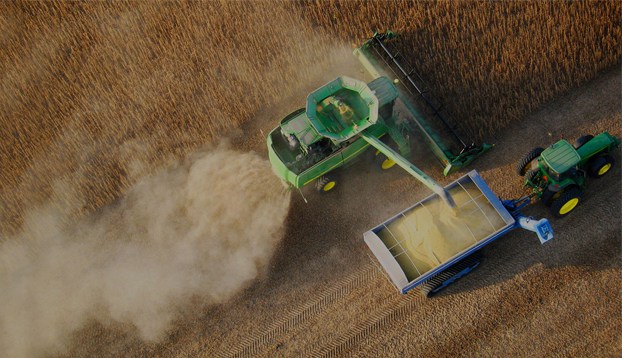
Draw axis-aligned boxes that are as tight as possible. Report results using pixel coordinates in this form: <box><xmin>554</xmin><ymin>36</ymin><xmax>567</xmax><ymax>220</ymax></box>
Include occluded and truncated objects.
<box><xmin>538</xmin><ymin>140</ymin><xmax>584</xmax><ymax>184</ymax></box>
<box><xmin>539</xmin><ymin>140</ymin><xmax>581</xmax><ymax>175</ymax></box>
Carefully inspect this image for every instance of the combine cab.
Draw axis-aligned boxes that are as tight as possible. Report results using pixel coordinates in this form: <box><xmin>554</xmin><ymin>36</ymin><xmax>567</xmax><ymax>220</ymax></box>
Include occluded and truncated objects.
<box><xmin>267</xmin><ymin>76</ymin><xmax>398</xmax><ymax>191</ymax></box>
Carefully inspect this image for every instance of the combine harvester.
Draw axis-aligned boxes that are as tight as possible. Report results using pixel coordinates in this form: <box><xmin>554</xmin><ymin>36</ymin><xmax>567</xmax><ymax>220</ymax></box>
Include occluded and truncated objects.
<box><xmin>267</xmin><ymin>32</ymin><xmax>554</xmax><ymax>296</ymax></box>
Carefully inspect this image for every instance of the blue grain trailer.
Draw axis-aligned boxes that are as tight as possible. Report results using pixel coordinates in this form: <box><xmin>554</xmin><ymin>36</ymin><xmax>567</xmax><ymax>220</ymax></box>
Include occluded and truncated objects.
<box><xmin>364</xmin><ymin>170</ymin><xmax>553</xmax><ymax>296</ymax></box>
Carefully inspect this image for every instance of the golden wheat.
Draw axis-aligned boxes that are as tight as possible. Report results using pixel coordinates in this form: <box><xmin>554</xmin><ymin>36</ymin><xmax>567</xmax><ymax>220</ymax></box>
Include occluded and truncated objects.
<box><xmin>0</xmin><ymin>1</ymin><xmax>620</xmax><ymax>236</ymax></box>
<box><xmin>299</xmin><ymin>0</ymin><xmax>621</xmax><ymax>138</ymax></box>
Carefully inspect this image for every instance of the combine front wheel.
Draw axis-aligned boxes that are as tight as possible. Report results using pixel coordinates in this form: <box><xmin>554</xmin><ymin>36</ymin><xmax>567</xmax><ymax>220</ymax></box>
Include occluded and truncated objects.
<box><xmin>375</xmin><ymin>150</ymin><xmax>397</xmax><ymax>170</ymax></box>
<box><xmin>316</xmin><ymin>175</ymin><xmax>337</xmax><ymax>192</ymax></box>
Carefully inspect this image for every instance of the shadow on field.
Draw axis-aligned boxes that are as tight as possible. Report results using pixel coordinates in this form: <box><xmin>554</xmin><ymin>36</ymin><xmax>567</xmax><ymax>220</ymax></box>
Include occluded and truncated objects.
<box><xmin>472</xmin><ymin>66</ymin><xmax>622</xmax><ymax>175</ymax></box>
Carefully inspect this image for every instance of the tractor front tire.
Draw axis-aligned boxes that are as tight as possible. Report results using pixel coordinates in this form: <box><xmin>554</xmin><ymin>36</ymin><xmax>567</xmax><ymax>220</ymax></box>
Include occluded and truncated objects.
<box><xmin>573</xmin><ymin>134</ymin><xmax>594</xmax><ymax>149</ymax></box>
<box><xmin>316</xmin><ymin>175</ymin><xmax>337</xmax><ymax>193</ymax></box>
<box><xmin>550</xmin><ymin>187</ymin><xmax>582</xmax><ymax>218</ymax></box>
<box><xmin>516</xmin><ymin>147</ymin><xmax>544</xmax><ymax>176</ymax></box>
<box><xmin>588</xmin><ymin>155</ymin><xmax>615</xmax><ymax>178</ymax></box>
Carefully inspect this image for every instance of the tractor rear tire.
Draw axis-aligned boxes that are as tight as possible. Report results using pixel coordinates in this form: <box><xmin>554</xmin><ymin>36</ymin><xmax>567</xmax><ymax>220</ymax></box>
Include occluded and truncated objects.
<box><xmin>316</xmin><ymin>175</ymin><xmax>337</xmax><ymax>193</ymax></box>
<box><xmin>573</xmin><ymin>134</ymin><xmax>594</xmax><ymax>149</ymax></box>
<box><xmin>516</xmin><ymin>147</ymin><xmax>544</xmax><ymax>176</ymax></box>
<box><xmin>550</xmin><ymin>187</ymin><xmax>582</xmax><ymax>218</ymax></box>
<box><xmin>588</xmin><ymin>155</ymin><xmax>615</xmax><ymax>178</ymax></box>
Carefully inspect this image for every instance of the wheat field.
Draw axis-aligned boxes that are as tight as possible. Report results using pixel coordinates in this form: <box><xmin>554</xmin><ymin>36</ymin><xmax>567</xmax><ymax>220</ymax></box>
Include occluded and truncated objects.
<box><xmin>1</xmin><ymin>1</ymin><xmax>620</xmax><ymax>235</ymax></box>
<box><xmin>0</xmin><ymin>1</ymin><xmax>622</xmax><ymax>233</ymax></box>
<box><xmin>0</xmin><ymin>1</ymin><xmax>620</xmax><ymax>356</ymax></box>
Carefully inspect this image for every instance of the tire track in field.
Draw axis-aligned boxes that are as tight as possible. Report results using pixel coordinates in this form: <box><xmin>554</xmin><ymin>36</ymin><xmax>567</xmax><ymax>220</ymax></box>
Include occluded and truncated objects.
<box><xmin>304</xmin><ymin>289</ymin><xmax>426</xmax><ymax>357</ymax></box>
<box><xmin>207</xmin><ymin>264</ymin><xmax>381</xmax><ymax>358</ymax></box>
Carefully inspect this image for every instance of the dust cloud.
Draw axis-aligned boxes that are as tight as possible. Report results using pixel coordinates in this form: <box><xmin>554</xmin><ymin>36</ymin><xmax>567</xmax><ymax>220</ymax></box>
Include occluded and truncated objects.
<box><xmin>0</xmin><ymin>143</ymin><xmax>291</xmax><ymax>357</ymax></box>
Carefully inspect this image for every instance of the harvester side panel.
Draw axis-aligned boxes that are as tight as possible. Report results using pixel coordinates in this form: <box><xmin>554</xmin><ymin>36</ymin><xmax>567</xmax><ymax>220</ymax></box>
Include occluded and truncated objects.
<box><xmin>296</xmin><ymin>124</ymin><xmax>387</xmax><ymax>187</ymax></box>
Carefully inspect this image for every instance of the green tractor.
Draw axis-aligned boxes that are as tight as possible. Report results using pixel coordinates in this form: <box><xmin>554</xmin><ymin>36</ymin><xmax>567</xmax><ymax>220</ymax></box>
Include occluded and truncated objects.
<box><xmin>517</xmin><ymin>132</ymin><xmax>620</xmax><ymax>218</ymax></box>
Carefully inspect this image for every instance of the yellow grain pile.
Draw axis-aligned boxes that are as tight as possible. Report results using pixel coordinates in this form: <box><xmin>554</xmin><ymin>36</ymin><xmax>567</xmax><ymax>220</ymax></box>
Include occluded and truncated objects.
<box><xmin>378</xmin><ymin>181</ymin><xmax>506</xmax><ymax>280</ymax></box>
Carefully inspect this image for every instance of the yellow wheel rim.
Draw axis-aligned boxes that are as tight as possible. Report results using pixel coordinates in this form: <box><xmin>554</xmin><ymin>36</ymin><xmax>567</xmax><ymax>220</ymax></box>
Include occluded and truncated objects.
<box><xmin>323</xmin><ymin>181</ymin><xmax>336</xmax><ymax>192</ymax></box>
<box><xmin>598</xmin><ymin>163</ymin><xmax>611</xmax><ymax>176</ymax></box>
<box><xmin>381</xmin><ymin>158</ymin><xmax>396</xmax><ymax>170</ymax></box>
<box><xmin>559</xmin><ymin>198</ymin><xmax>579</xmax><ymax>215</ymax></box>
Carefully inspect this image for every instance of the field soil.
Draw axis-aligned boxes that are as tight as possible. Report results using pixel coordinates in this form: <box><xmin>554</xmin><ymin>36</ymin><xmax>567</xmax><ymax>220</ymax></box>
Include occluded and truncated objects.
<box><xmin>62</xmin><ymin>65</ymin><xmax>621</xmax><ymax>357</ymax></box>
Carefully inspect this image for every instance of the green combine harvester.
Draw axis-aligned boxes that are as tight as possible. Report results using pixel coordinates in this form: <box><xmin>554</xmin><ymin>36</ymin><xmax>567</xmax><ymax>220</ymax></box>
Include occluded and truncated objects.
<box><xmin>267</xmin><ymin>32</ymin><xmax>491</xmax><ymax>206</ymax></box>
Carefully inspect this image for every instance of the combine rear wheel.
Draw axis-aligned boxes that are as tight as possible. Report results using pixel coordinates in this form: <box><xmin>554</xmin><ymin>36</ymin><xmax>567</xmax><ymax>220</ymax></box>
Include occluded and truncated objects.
<box><xmin>516</xmin><ymin>147</ymin><xmax>544</xmax><ymax>176</ymax></box>
<box><xmin>588</xmin><ymin>155</ymin><xmax>615</xmax><ymax>178</ymax></box>
<box><xmin>550</xmin><ymin>187</ymin><xmax>582</xmax><ymax>218</ymax></box>
<box><xmin>316</xmin><ymin>175</ymin><xmax>337</xmax><ymax>192</ymax></box>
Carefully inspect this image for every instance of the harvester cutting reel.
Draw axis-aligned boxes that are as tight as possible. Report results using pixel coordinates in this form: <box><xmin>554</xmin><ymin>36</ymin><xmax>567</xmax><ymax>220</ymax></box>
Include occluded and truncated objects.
<box><xmin>355</xmin><ymin>31</ymin><xmax>493</xmax><ymax>175</ymax></box>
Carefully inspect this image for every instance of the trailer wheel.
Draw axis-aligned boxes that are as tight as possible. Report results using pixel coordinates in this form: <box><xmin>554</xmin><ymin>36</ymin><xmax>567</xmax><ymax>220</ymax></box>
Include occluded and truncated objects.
<box><xmin>316</xmin><ymin>175</ymin><xmax>337</xmax><ymax>192</ymax></box>
<box><xmin>420</xmin><ymin>253</ymin><xmax>482</xmax><ymax>297</ymax></box>
<box><xmin>550</xmin><ymin>187</ymin><xmax>582</xmax><ymax>218</ymax></box>
<box><xmin>573</xmin><ymin>134</ymin><xmax>593</xmax><ymax>149</ymax></box>
<box><xmin>516</xmin><ymin>147</ymin><xmax>544</xmax><ymax>176</ymax></box>
<box><xmin>588</xmin><ymin>155</ymin><xmax>615</xmax><ymax>178</ymax></box>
